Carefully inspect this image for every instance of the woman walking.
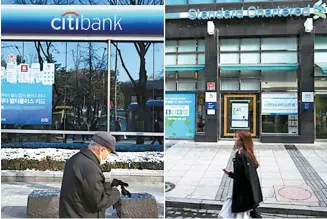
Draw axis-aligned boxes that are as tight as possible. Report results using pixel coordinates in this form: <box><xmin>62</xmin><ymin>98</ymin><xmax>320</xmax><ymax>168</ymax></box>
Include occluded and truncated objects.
<box><xmin>220</xmin><ymin>130</ymin><xmax>263</xmax><ymax>218</ymax></box>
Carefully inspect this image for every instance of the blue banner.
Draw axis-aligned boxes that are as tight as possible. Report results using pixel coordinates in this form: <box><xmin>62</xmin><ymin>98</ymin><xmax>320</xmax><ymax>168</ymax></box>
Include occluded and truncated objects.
<box><xmin>165</xmin><ymin>92</ymin><xmax>196</xmax><ymax>139</ymax></box>
<box><xmin>1</xmin><ymin>63</ymin><xmax>53</xmax><ymax>125</ymax></box>
<box><xmin>1</xmin><ymin>5</ymin><xmax>164</xmax><ymax>36</ymax></box>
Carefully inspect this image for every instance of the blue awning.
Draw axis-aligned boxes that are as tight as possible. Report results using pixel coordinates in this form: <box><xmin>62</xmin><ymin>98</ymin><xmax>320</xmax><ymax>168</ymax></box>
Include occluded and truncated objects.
<box><xmin>315</xmin><ymin>63</ymin><xmax>327</xmax><ymax>74</ymax></box>
<box><xmin>220</xmin><ymin>64</ymin><xmax>298</xmax><ymax>71</ymax></box>
<box><xmin>165</xmin><ymin>64</ymin><xmax>205</xmax><ymax>72</ymax></box>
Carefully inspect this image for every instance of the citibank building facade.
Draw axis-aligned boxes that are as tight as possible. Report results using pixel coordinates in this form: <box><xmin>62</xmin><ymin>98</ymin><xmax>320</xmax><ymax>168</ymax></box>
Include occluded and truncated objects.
<box><xmin>165</xmin><ymin>0</ymin><xmax>327</xmax><ymax>143</ymax></box>
<box><xmin>1</xmin><ymin>1</ymin><xmax>164</xmax><ymax>145</ymax></box>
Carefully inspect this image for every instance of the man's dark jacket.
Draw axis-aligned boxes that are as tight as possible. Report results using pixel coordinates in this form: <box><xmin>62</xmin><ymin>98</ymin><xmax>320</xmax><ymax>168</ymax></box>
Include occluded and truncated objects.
<box><xmin>228</xmin><ymin>151</ymin><xmax>263</xmax><ymax>213</ymax></box>
<box><xmin>59</xmin><ymin>148</ymin><xmax>120</xmax><ymax>218</ymax></box>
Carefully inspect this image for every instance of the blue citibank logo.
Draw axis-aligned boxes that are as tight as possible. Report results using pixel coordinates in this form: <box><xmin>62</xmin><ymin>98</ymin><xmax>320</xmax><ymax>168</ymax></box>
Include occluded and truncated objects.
<box><xmin>188</xmin><ymin>0</ymin><xmax>327</xmax><ymax>20</ymax></box>
<box><xmin>1</xmin><ymin>5</ymin><xmax>164</xmax><ymax>35</ymax></box>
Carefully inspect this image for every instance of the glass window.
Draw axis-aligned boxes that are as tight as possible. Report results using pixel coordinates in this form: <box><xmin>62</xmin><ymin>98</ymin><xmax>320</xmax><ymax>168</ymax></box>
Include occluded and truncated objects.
<box><xmin>1</xmin><ymin>41</ymin><xmax>108</xmax><ymax>132</ymax></box>
<box><xmin>165</xmin><ymin>81</ymin><xmax>177</xmax><ymax>91</ymax></box>
<box><xmin>261</xmin><ymin>92</ymin><xmax>298</xmax><ymax>134</ymax></box>
<box><xmin>262</xmin><ymin>70</ymin><xmax>297</xmax><ymax>90</ymax></box>
<box><xmin>221</xmin><ymin>79</ymin><xmax>239</xmax><ymax>91</ymax></box>
<box><xmin>178</xmin><ymin>80</ymin><xmax>196</xmax><ymax>91</ymax></box>
<box><xmin>240</xmin><ymin>38</ymin><xmax>260</xmax><ymax>51</ymax></box>
<box><xmin>189</xmin><ymin>0</ymin><xmax>214</xmax><ymax>3</ymax></box>
<box><xmin>261</xmin><ymin>37</ymin><xmax>297</xmax><ymax>51</ymax></box>
<box><xmin>240</xmin><ymin>79</ymin><xmax>260</xmax><ymax>91</ymax></box>
<box><xmin>315</xmin><ymin>93</ymin><xmax>327</xmax><ymax>139</ymax></box>
<box><xmin>110</xmin><ymin>42</ymin><xmax>164</xmax><ymax>133</ymax></box>
<box><xmin>261</xmin><ymin>52</ymin><xmax>297</xmax><ymax>64</ymax></box>
<box><xmin>241</xmin><ymin>53</ymin><xmax>260</xmax><ymax>64</ymax></box>
<box><xmin>165</xmin><ymin>39</ymin><xmax>205</xmax><ymax>66</ymax></box>
<box><xmin>166</xmin><ymin>0</ymin><xmax>186</xmax><ymax>5</ymax></box>
<box><xmin>220</xmin><ymin>39</ymin><xmax>239</xmax><ymax>51</ymax></box>
<box><xmin>220</xmin><ymin>53</ymin><xmax>239</xmax><ymax>64</ymax></box>
<box><xmin>196</xmin><ymin>92</ymin><xmax>205</xmax><ymax>133</ymax></box>
<box><xmin>220</xmin><ymin>70</ymin><xmax>239</xmax><ymax>78</ymax></box>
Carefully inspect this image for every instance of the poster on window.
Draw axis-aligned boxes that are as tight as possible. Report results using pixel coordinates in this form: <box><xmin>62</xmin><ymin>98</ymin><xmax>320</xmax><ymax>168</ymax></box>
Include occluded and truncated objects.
<box><xmin>231</xmin><ymin>103</ymin><xmax>249</xmax><ymax>128</ymax></box>
<box><xmin>165</xmin><ymin>92</ymin><xmax>195</xmax><ymax>139</ymax></box>
<box><xmin>262</xmin><ymin>93</ymin><xmax>298</xmax><ymax>115</ymax></box>
<box><xmin>1</xmin><ymin>62</ymin><xmax>54</xmax><ymax>125</ymax></box>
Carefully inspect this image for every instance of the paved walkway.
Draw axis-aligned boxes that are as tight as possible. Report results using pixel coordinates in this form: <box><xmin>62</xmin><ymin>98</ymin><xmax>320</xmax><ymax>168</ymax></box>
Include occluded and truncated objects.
<box><xmin>165</xmin><ymin>141</ymin><xmax>327</xmax><ymax>208</ymax></box>
<box><xmin>1</xmin><ymin>182</ymin><xmax>164</xmax><ymax>218</ymax></box>
<box><xmin>165</xmin><ymin>207</ymin><xmax>321</xmax><ymax>218</ymax></box>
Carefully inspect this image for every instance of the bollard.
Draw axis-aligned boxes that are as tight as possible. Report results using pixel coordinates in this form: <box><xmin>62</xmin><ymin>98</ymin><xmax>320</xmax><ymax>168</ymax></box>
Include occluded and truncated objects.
<box><xmin>116</xmin><ymin>193</ymin><xmax>158</xmax><ymax>218</ymax></box>
<box><xmin>27</xmin><ymin>190</ymin><xmax>60</xmax><ymax>218</ymax></box>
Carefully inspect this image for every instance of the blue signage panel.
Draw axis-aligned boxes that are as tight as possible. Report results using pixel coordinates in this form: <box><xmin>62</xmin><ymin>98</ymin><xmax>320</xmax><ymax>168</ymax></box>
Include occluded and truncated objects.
<box><xmin>1</xmin><ymin>64</ymin><xmax>53</xmax><ymax>125</ymax></box>
<box><xmin>302</xmin><ymin>102</ymin><xmax>314</xmax><ymax>111</ymax></box>
<box><xmin>1</xmin><ymin>5</ymin><xmax>164</xmax><ymax>35</ymax></box>
<box><xmin>205</xmin><ymin>102</ymin><xmax>216</xmax><ymax>110</ymax></box>
<box><xmin>165</xmin><ymin>92</ymin><xmax>196</xmax><ymax>139</ymax></box>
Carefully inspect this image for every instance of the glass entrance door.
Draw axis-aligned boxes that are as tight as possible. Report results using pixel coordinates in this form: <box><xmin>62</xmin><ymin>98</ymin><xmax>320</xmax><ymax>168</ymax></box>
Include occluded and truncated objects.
<box><xmin>221</xmin><ymin>94</ymin><xmax>257</xmax><ymax>138</ymax></box>
<box><xmin>315</xmin><ymin>94</ymin><xmax>327</xmax><ymax>139</ymax></box>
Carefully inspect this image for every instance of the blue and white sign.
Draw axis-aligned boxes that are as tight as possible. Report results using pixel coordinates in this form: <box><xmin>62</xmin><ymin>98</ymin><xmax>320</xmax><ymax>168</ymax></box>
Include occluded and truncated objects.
<box><xmin>205</xmin><ymin>102</ymin><xmax>216</xmax><ymax>110</ymax></box>
<box><xmin>1</xmin><ymin>62</ymin><xmax>53</xmax><ymax>125</ymax></box>
<box><xmin>1</xmin><ymin>5</ymin><xmax>164</xmax><ymax>36</ymax></box>
<box><xmin>166</xmin><ymin>1</ymin><xmax>327</xmax><ymax>20</ymax></box>
<box><xmin>262</xmin><ymin>93</ymin><xmax>298</xmax><ymax>115</ymax></box>
<box><xmin>231</xmin><ymin>103</ymin><xmax>249</xmax><ymax>128</ymax></box>
<box><xmin>165</xmin><ymin>92</ymin><xmax>196</xmax><ymax>139</ymax></box>
<box><xmin>302</xmin><ymin>102</ymin><xmax>314</xmax><ymax>110</ymax></box>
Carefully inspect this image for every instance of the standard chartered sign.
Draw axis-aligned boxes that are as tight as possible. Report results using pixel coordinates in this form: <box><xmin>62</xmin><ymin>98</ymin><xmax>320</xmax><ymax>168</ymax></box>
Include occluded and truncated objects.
<box><xmin>188</xmin><ymin>5</ymin><xmax>311</xmax><ymax>20</ymax></box>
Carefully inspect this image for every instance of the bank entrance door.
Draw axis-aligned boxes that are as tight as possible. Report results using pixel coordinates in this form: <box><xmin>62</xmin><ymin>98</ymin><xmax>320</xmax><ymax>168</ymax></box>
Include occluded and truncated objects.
<box><xmin>221</xmin><ymin>94</ymin><xmax>258</xmax><ymax>138</ymax></box>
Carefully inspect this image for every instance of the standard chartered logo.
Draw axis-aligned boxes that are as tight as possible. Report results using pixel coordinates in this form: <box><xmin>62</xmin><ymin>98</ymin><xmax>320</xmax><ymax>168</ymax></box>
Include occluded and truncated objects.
<box><xmin>51</xmin><ymin>11</ymin><xmax>123</xmax><ymax>31</ymax></box>
<box><xmin>313</xmin><ymin>0</ymin><xmax>327</xmax><ymax>19</ymax></box>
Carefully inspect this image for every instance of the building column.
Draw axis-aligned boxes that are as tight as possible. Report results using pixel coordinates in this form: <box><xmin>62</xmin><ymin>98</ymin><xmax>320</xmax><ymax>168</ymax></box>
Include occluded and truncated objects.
<box><xmin>203</xmin><ymin>28</ymin><xmax>219</xmax><ymax>142</ymax></box>
<box><xmin>298</xmin><ymin>29</ymin><xmax>315</xmax><ymax>143</ymax></box>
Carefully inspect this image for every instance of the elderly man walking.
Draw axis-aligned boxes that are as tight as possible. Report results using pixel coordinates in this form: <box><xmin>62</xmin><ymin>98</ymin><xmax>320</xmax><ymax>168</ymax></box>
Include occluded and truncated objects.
<box><xmin>59</xmin><ymin>132</ymin><xmax>122</xmax><ymax>218</ymax></box>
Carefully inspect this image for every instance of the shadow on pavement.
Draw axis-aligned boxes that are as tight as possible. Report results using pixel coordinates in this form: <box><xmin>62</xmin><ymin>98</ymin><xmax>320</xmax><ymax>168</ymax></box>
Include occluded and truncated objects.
<box><xmin>1</xmin><ymin>206</ymin><xmax>26</xmax><ymax>218</ymax></box>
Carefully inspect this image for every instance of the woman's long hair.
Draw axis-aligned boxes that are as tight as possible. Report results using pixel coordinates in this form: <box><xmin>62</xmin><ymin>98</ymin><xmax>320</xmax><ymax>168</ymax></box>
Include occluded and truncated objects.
<box><xmin>237</xmin><ymin>130</ymin><xmax>259</xmax><ymax>168</ymax></box>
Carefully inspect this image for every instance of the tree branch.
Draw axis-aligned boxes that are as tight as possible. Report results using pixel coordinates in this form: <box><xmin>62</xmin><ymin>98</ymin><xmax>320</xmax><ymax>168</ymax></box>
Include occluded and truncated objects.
<box><xmin>112</xmin><ymin>43</ymin><xmax>137</xmax><ymax>89</ymax></box>
<box><xmin>134</xmin><ymin>43</ymin><xmax>141</xmax><ymax>57</ymax></box>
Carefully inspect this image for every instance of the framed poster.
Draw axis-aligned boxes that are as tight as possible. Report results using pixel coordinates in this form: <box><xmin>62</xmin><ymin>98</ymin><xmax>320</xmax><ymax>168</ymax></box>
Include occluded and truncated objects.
<box><xmin>231</xmin><ymin>103</ymin><xmax>249</xmax><ymax>128</ymax></box>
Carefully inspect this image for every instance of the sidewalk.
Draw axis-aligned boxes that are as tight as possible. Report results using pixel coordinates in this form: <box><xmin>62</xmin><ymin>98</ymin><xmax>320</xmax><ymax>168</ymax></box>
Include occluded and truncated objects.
<box><xmin>1</xmin><ymin>182</ymin><xmax>164</xmax><ymax>218</ymax></box>
<box><xmin>165</xmin><ymin>141</ymin><xmax>327</xmax><ymax>214</ymax></box>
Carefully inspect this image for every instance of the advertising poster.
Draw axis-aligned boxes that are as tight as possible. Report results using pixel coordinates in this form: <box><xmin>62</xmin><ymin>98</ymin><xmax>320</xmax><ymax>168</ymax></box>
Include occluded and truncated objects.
<box><xmin>231</xmin><ymin>103</ymin><xmax>249</xmax><ymax>128</ymax></box>
<box><xmin>262</xmin><ymin>93</ymin><xmax>298</xmax><ymax>115</ymax></box>
<box><xmin>1</xmin><ymin>62</ymin><xmax>54</xmax><ymax>125</ymax></box>
<box><xmin>165</xmin><ymin>92</ymin><xmax>195</xmax><ymax>139</ymax></box>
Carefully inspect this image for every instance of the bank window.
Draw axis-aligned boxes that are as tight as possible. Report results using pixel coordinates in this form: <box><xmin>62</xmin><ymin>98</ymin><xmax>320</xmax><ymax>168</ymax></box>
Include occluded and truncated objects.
<box><xmin>220</xmin><ymin>70</ymin><xmax>260</xmax><ymax>91</ymax></box>
<box><xmin>262</xmin><ymin>70</ymin><xmax>297</xmax><ymax>90</ymax></box>
<box><xmin>196</xmin><ymin>92</ymin><xmax>205</xmax><ymax>133</ymax></box>
<box><xmin>165</xmin><ymin>39</ymin><xmax>205</xmax><ymax>66</ymax></box>
<box><xmin>261</xmin><ymin>92</ymin><xmax>298</xmax><ymax>134</ymax></box>
<box><xmin>220</xmin><ymin>37</ymin><xmax>298</xmax><ymax>65</ymax></box>
<box><xmin>314</xmin><ymin>36</ymin><xmax>327</xmax><ymax>139</ymax></box>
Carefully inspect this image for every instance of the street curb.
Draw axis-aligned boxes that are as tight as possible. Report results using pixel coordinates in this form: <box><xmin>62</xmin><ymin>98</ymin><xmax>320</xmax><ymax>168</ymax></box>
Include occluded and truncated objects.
<box><xmin>165</xmin><ymin>197</ymin><xmax>327</xmax><ymax>217</ymax></box>
<box><xmin>1</xmin><ymin>170</ymin><xmax>164</xmax><ymax>183</ymax></box>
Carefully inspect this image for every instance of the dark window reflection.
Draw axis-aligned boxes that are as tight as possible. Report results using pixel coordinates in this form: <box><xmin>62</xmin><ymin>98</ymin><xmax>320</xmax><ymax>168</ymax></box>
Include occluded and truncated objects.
<box><xmin>110</xmin><ymin>42</ymin><xmax>164</xmax><ymax>133</ymax></box>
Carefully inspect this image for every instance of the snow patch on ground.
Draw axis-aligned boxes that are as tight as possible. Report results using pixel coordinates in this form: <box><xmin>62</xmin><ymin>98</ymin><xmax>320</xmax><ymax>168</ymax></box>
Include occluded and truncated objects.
<box><xmin>1</xmin><ymin>148</ymin><xmax>164</xmax><ymax>163</ymax></box>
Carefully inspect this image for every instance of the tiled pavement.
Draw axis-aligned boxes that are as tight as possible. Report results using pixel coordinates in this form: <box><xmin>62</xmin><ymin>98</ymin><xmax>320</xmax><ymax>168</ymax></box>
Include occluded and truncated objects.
<box><xmin>165</xmin><ymin>141</ymin><xmax>327</xmax><ymax>208</ymax></box>
<box><xmin>165</xmin><ymin>207</ymin><xmax>322</xmax><ymax>218</ymax></box>
<box><xmin>1</xmin><ymin>182</ymin><xmax>164</xmax><ymax>218</ymax></box>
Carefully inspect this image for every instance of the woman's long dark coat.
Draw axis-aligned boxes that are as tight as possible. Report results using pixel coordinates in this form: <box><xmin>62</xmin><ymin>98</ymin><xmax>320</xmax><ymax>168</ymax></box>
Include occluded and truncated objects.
<box><xmin>228</xmin><ymin>151</ymin><xmax>263</xmax><ymax>213</ymax></box>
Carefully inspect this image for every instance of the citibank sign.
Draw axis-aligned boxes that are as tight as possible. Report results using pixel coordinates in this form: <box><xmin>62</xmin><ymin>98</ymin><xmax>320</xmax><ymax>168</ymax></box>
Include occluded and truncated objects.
<box><xmin>188</xmin><ymin>5</ymin><xmax>311</xmax><ymax>20</ymax></box>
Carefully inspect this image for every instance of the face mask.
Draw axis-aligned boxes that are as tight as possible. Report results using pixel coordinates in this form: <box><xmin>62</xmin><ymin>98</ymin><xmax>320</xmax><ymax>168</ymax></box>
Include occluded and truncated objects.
<box><xmin>100</xmin><ymin>149</ymin><xmax>110</xmax><ymax>165</ymax></box>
